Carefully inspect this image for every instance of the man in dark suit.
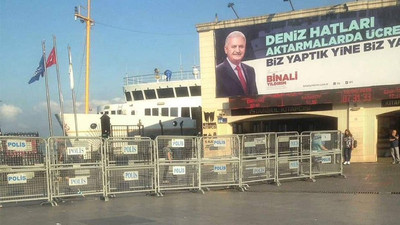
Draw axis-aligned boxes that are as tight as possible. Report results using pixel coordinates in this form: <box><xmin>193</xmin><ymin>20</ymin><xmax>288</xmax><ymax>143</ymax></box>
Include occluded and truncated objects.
<box><xmin>216</xmin><ymin>31</ymin><xmax>258</xmax><ymax>98</ymax></box>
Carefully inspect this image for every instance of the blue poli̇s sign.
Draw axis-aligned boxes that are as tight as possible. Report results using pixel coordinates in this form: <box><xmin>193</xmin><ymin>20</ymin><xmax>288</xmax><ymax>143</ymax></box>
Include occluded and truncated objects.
<box><xmin>7</xmin><ymin>173</ymin><xmax>28</xmax><ymax>184</ymax></box>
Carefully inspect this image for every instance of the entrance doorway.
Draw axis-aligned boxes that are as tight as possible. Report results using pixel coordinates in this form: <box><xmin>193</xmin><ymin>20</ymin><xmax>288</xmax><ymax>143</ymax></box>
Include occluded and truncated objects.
<box><xmin>377</xmin><ymin>111</ymin><xmax>400</xmax><ymax>157</ymax></box>
<box><xmin>232</xmin><ymin>114</ymin><xmax>337</xmax><ymax>134</ymax></box>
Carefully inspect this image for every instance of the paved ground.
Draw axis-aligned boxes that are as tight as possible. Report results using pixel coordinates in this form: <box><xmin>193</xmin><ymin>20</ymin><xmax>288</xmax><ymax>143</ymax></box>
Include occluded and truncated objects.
<box><xmin>1</xmin><ymin>158</ymin><xmax>400</xmax><ymax>225</ymax></box>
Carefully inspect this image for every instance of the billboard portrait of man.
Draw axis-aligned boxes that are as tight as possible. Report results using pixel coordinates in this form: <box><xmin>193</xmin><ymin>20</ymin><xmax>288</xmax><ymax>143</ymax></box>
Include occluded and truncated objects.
<box><xmin>216</xmin><ymin>31</ymin><xmax>258</xmax><ymax>98</ymax></box>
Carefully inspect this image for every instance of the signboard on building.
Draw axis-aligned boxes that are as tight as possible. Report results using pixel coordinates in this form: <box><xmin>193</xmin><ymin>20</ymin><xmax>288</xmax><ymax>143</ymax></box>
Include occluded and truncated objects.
<box><xmin>214</xmin><ymin>4</ymin><xmax>400</xmax><ymax>101</ymax></box>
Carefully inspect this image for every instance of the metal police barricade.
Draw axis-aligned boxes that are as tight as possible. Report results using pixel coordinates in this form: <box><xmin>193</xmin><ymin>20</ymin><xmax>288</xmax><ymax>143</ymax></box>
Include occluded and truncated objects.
<box><xmin>300</xmin><ymin>131</ymin><xmax>312</xmax><ymax>158</ymax></box>
<box><xmin>241</xmin><ymin>133</ymin><xmax>276</xmax><ymax>185</ymax></box>
<box><xmin>48</xmin><ymin>137</ymin><xmax>104</xmax><ymax>204</ymax></box>
<box><xmin>199</xmin><ymin>135</ymin><xmax>243</xmax><ymax>191</ymax></box>
<box><xmin>0</xmin><ymin>136</ymin><xmax>49</xmax><ymax>205</ymax></box>
<box><xmin>275</xmin><ymin>134</ymin><xmax>311</xmax><ymax>186</ymax></box>
<box><xmin>104</xmin><ymin>137</ymin><xmax>156</xmax><ymax>199</ymax></box>
<box><xmin>155</xmin><ymin>136</ymin><xmax>200</xmax><ymax>195</ymax></box>
<box><xmin>310</xmin><ymin>131</ymin><xmax>344</xmax><ymax>180</ymax></box>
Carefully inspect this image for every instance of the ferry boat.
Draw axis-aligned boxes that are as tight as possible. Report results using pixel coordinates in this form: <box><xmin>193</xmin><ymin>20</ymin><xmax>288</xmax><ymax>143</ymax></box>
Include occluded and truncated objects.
<box><xmin>59</xmin><ymin>1</ymin><xmax>202</xmax><ymax>138</ymax></box>
<box><xmin>60</xmin><ymin>69</ymin><xmax>202</xmax><ymax>138</ymax></box>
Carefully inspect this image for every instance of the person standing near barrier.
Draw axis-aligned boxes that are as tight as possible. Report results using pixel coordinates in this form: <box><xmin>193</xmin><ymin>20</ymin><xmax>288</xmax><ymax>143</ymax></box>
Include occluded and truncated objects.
<box><xmin>312</xmin><ymin>134</ymin><xmax>328</xmax><ymax>151</ymax></box>
<box><xmin>311</xmin><ymin>134</ymin><xmax>328</xmax><ymax>172</ymax></box>
<box><xmin>343</xmin><ymin>129</ymin><xmax>354</xmax><ymax>165</ymax></box>
<box><xmin>162</xmin><ymin>143</ymin><xmax>173</xmax><ymax>183</ymax></box>
<box><xmin>389</xmin><ymin>129</ymin><xmax>400</xmax><ymax>164</ymax></box>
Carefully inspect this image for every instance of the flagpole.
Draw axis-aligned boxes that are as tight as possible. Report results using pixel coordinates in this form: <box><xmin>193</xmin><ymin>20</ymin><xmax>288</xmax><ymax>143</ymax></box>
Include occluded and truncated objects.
<box><xmin>53</xmin><ymin>35</ymin><xmax>66</xmax><ymax>136</ymax></box>
<box><xmin>68</xmin><ymin>45</ymin><xmax>79</xmax><ymax>137</ymax></box>
<box><xmin>42</xmin><ymin>41</ymin><xmax>54</xmax><ymax>137</ymax></box>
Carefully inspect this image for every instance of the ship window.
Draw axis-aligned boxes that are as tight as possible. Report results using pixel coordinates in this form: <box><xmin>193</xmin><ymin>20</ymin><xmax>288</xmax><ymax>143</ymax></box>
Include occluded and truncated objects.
<box><xmin>132</xmin><ymin>91</ymin><xmax>144</xmax><ymax>100</ymax></box>
<box><xmin>131</xmin><ymin>110</ymin><xmax>135</xmax><ymax>115</ymax></box>
<box><xmin>157</xmin><ymin>88</ymin><xmax>174</xmax><ymax>98</ymax></box>
<box><xmin>152</xmin><ymin>108</ymin><xmax>159</xmax><ymax>116</ymax></box>
<box><xmin>144</xmin><ymin>89</ymin><xmax>157</xmax><ymax>99</ymax></box>
<box><xmin>145</xmin><ymin>108</ymin><xmax>151</xmax><ymax>116</ymax></box>
<box><xmin>125</xmin><ymin>92</ymin><xmax>132</xmax><ymax>101</ymax></box>
<box><xmin>191</xmin><ymin>107</ymin><xmax>201</xmax><ymax>120</ymax></box>
<box><xmin>161</xmin><ymin>108</ymin><xmax>169</xmax><ymax>116</ymax></box>
<box><xmin>104</xmin><ymin>106</ymin><xmax>110</xmax><ymax>109</ymax></box>
<box><xmin>171</xmin><ymin>107</ymin><xmax>178</xmax><ymax>117</ymax></box>
<box><xmin>189</xmin><ymin>86</ymin><xmax>201</xmax><ymax>96</ymax></box>
<box><xmin>181</xmin><ymin>107</ymin><xmax>190</xmax><ymax>117</ymax></box>
<box><xmin>117</xmin><ymin>110</ymin><xmax>122</xmax><ymax>115</ymax></box>
<box><xmin>111</xmin><ymin>111</ymin><xmax>116</xmax><ymax>115</ymax></box>
<box><xmin>105</xmin><ymin>111</ymin><xmax>109</xmax><ymax>114</ymax></box>
<box><xmin>175</xmin><ymin>87</ymin><xmax>189</xmax><ymax>97</ymax></box>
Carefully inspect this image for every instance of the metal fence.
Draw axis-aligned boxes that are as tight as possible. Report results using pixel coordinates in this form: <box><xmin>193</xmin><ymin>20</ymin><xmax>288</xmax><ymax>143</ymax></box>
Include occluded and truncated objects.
<box><xmin>275</xmin><ymin>134</ymin><xmax>311</xmax><ymax>185</ymax></box>
<box><xmin>199</xmin><ymin>135</ymin><xmax>243</xmax><ymax>191</ymax></box>
<box><xmin>104</xmin><ymin>137</ymin><xmax>156</xmax><ymax>198</ymax></box>
<box><xmin>241</xmin><ymin>133</ymin><xmax>276</xmax><ymax>185</ymax></box>
<box><xmin>155</xmin><ymin>136</ymin><xmax>200</xmax><ymax>195</ymax></box>
<box><xmin>48</xmin><ymin>137</ymin><xmax>104</xmax><ymax>204</ymax></box>
<box><xmin>0</xmin><ymin>130</ymin><xmax>345</xmax><ymax>206</ymax></box>
<box><xmin>309</xmin><ymin>131</ymin><xmax>343</xmax><ymax>179</ymax></box>
<box><xmin>0</xmin><ymin>136</ymin><xmax>49</xmax><ymax>204</ymax></box>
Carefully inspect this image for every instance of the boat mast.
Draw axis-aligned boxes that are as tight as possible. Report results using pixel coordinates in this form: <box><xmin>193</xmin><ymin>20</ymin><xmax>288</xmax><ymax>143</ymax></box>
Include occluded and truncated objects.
<box><xmin>75</xmin><ymin>0</ymin><xmax>94</xmax><ymax>114</ymax></box>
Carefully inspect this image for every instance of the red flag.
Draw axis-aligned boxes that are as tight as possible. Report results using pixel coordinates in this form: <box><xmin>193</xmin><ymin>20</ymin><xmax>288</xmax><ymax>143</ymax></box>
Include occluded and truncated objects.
<box><xmin>46</xmin><ymin>47</ymin><xmax>57</xmax><ymax>68</ymax></box>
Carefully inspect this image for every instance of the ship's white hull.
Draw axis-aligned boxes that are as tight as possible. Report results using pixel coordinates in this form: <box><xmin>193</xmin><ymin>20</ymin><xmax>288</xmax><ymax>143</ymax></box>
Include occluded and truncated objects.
<box><xmin>61</xmin><ymin>113</ymin><xmax>198</xmax><ymax>138</ymax></box>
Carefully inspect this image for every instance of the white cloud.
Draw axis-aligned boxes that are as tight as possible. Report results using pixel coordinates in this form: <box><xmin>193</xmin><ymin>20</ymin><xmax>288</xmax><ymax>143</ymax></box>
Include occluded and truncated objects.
<box><xmin>33</xmin><ymin>100</ymin><xmax>59</xmax><ymax>113</ymax></box>
<box><xmin>0</xmin><ymin>104</ymin><xmax>22</xmax><ymax>121</ymax></box>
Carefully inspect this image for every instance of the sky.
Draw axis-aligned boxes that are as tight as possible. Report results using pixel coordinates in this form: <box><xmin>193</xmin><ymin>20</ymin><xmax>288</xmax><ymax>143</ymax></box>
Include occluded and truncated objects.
<box><xmin>0</xmin><ymin>0</ymin><xmax>352</xmax><ymax>137</ymax></box>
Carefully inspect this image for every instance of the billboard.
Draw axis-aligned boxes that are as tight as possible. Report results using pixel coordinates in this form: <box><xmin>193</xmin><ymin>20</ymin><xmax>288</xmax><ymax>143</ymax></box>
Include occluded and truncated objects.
<box><xmin>214</xmin><ymin>5</ymin><xmax>400</xmax><ymax>99</ymax></box>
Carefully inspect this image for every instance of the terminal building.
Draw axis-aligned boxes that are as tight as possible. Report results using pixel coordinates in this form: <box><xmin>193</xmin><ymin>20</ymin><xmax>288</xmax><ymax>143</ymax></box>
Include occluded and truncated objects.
<box><xmin>196</xmin><ymin>0</ymin><xmax>400</xmax><ymax>162</ymax></box>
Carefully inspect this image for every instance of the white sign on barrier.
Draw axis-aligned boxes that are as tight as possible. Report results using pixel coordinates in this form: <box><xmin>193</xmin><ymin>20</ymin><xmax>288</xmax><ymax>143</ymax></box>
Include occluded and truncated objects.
<box><xmin>171</xmin><ymin>139</ymin><xmax>185</xmax><ymax>148</ymax></box>
<box><xmin>213</xmin><ymin>139</ymin><xmax>227</xmax><ymax>147</ymax></box>
<box><xmin>214</xmin><ymin>164</ymin><xmax>227</xmax><ymax>173</ymax></box>
<box><xmin>253</xmin><ymin>167</ymin><xmax>266</xmax><ymax>174</ymax></box>
<box><xmin>6</xmin><ymin>140</ymin><xmax>29</xmax><ymax>151</ymax></box>
<box><xmin>67</xmin><ymin>147</ymin><xmax>86</xmax><ymax>155</ymax></box>
<box><xmin>289</xmin><ymin>161</ymin><xmax>299</xmax><ymax>169</ymax></box>
<box><xmin>69</xmin><ymin>176</ymin><xmax>88</xmax><ymax>186</ymax></box>
<box><xmin>254</xmin><ymin>138</ymin><xmax>266</xmax><ymax>145</ymax></box>
<box><xmin>122</xmin><ymin>145</ymin><xmax>138</xmax><ymax>154</ymax></box>
<box><xmin>244</xmin><ymin>141</ymin><xmax>256</xmax><ymax>147</ymax></box>
<box><xmin>321</xmin><ymin>156</ymin><xmax>332</xmax><ymax>164</ymax></box>
<box><xmin>173</xmin><ymin>166</ymin><xmax>186</xmax><ymax>175</ymax></box>
<box><xmin>7</xmin><ymin>173</ymin><xmax>28</xmax><ymax>184</ymax></box>
<box><xmin>123</xmin><ymin>171</ymin><xmax>139</xmax><ymax>181</ymax></box>
<box><xmin>321</xmin><ymin>134</ymin><xmax>331</xmax><ymax>141</ymax></box>
<box><xmin>289</xmin><ymin>139</ymin><xmax>299</xmax><ymax>148</ymax></box>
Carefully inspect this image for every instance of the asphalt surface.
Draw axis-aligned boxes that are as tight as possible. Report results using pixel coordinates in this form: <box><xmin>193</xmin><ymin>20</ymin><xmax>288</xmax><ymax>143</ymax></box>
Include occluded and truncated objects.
<box><xmin>1</xmin><ymin>158</ymin><xmax>400</xmax><ymax>225</ymax></box>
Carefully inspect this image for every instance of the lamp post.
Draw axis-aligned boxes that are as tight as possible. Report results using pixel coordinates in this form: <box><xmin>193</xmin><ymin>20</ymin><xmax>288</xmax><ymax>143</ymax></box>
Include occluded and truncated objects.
<box><xmin>283</xmin><ymin>0</ymin><xmax>295</xmax><ymax>11</ymax></box>
<box><xmin>228</xmin><ymin>3</ymin><xmax>240</xmax><ymax>19</ymax></box>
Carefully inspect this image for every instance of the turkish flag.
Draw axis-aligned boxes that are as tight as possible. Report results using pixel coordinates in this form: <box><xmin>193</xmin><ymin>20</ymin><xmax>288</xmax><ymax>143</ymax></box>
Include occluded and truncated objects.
<box><xmin>46</xmin><ymin>47</ymin><xmax>57</xmax><ymax>68</ymax></box>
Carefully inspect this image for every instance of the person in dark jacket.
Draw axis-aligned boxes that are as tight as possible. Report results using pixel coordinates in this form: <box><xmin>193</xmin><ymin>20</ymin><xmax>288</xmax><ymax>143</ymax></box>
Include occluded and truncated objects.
<box><xmin>343</xmin><ymin>129</ymin><xmax>354</xmax><ymax>165</ymax></box>
<box><xmin>216</xmin><ymin>31</ymin><xmax>258</xmax><ymax>98</ymax></box>
<box><xmin>389</xmin><ymin>129</ymin><xmax>399</xmax><ymax>164</ymax></box>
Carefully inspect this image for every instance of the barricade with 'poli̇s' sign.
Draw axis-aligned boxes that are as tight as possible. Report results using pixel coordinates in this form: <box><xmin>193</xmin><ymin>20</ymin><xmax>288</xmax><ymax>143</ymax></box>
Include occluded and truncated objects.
<box><xmin>241</xmin><ymin>133</ymin><xmax>276</xmax><ymax>185</ymax></box>
<box><xmin>275</xmin><ymin>134</ymin><xmax>312</xmax><ymax>186</ymax></box>
<box><xmin>309</xmin><ymin>131</ymin><xmax>344</xmax><ymax>180</ymax></box>
<box><xmin>103</xmin><ymin>137</ymin><xmax>156</xmax><ymax>199</ymax></box>
<box><xmin>0</xmin><ymin>136</ymin><xmax>50</xmax><ymax>204</ymax></box>
<box><xmin>47</xmin><ymin>137</ymin><xmax>104</xmax><ymax>204</ymax></box>
<box><xmin>199</xmin><ymin>135</ymin><xmax>243</xmax><ymax>191</ymax></box>
<box><xmin>155</xmin><ymin>136</ymin><xmax>201</xmax><ymax>195</ymax></box>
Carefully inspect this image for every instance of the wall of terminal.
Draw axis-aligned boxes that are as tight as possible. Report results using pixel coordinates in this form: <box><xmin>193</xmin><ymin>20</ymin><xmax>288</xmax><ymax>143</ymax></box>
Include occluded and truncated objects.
<box><xmin>197</xmin><ymin>0</ymin><xmax>400</xmax><ymax>162</ymax></box>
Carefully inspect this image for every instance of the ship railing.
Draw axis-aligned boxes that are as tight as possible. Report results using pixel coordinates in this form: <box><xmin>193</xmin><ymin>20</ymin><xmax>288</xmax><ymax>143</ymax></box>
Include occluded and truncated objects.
<box><xmin>124</xmin><ymin>70</ymin><xmax>201</xmax><ymax>85</ymax></box>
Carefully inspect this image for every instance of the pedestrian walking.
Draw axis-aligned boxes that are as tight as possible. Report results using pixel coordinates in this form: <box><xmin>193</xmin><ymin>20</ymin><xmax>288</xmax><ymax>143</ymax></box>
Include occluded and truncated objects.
<box><xmin>389</xmin><ymin>129</ymin><xmax>400</xmax><ymax>164</ymax></box>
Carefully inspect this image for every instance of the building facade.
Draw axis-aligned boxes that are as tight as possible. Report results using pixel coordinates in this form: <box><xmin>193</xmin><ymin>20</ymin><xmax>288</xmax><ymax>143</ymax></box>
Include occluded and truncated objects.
<box><xmin>197</xmin><ymin>0</ymin><xmax>400</xmax><ymax>162</ymax></box>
